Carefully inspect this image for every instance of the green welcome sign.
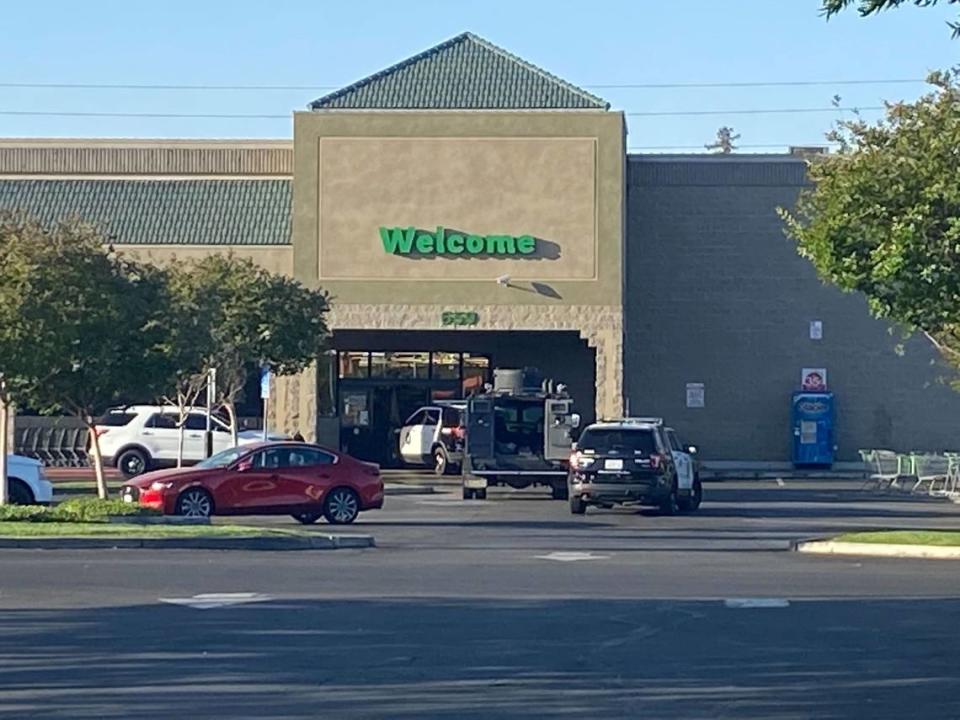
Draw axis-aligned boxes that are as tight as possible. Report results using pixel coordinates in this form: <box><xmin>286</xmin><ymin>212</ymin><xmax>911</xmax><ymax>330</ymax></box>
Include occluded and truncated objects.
<box><xmin>380</xmin><ymin>226</ymin><xmax>537</xmax><ymax>257</ymax></box>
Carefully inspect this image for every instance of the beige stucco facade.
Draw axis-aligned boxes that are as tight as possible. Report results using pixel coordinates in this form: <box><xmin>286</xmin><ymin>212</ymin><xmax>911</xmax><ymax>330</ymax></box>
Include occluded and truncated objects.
<box><xmin>289</xmin><ymin>110</ymin><xmax>627</xmax><ymax>435</ymax></box>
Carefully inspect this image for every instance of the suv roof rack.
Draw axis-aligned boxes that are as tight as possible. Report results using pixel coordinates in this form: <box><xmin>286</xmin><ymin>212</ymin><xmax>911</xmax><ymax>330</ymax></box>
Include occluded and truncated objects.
<box><xmin>597</xmin><ymin>416</ymin><xmax>664</xmax><ymax>426</ymax></box>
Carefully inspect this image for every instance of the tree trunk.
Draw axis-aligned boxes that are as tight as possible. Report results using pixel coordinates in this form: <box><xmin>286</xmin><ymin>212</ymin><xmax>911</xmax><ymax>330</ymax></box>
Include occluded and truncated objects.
<box><xmin>177</xmin><ymin>421</ymin><xmax>185</xmax><ymax>468</ymax></box>
<box><xmin>0</xmin><ymin>392</ymin><xmax>8</xmax><ymax>506</ymax></box>
<box><xmin>86</xmin><ymin>420</ymin><xmax>109</xmax><ymax>500</ymax></box>
<box><xmin>225</xmin><ymin>402</ymin><xmax>239</xmax><ymax>447</ymax></box>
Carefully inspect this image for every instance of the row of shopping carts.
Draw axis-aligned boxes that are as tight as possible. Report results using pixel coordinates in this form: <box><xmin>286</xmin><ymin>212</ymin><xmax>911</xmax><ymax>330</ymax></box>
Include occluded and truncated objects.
<box><xmin>13</xmin><ymin>426</ymin><xmax>92</xmax><ymax>467</ymax></box>
<box><xmin>860</xmin><ymin>449</ymin><xmax>960</xmax><ymax>497</ymax></box>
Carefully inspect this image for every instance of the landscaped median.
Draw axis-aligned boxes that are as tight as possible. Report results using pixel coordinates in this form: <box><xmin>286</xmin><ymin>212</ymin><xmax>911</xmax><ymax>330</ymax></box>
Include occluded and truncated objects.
<box><xmin>0</xmin><ymin>499</ymin><xmax>374</xmax><ymax>551</ymax></box>
<box><xmin>796</xmin><ymin>530</ymin><xmax>960</xmax><ymax>560</ymax></box>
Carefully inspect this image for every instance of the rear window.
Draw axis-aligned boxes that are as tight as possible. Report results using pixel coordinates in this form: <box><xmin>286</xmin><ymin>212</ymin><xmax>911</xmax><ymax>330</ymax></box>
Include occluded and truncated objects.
<box><xmin>96</xmin><ymin>411</ymin><xmax>137</xmax><ymax>427</ymax></box>
<box><xmin>442</xmin><ymin>407</ymin><xmax>463</xmax><ymax>427</ymax></box>
<box><xmin>578</xmin><ymin>428</ymin><xmax>657</xmax><ymax>456</ymax></box>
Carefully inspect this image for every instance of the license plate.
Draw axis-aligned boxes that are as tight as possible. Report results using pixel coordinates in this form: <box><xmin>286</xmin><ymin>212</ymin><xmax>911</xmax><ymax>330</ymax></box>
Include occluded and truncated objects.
<box><xmin>604</xmin><ymin>459</ymin><xmax>624</xmax><ymax>471</ymax></box>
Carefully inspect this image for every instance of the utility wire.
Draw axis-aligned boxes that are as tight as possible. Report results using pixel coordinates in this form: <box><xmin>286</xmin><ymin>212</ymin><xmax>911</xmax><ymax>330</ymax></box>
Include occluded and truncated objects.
<box><xmin>0</xmin><ymin>106</ymin><xmax>882</xmax><ymax>120</ymax></box>
<box><xmin>0</xmin><ymin>78</ymin><xmax>926</xmax><ymax>91</ymax></box>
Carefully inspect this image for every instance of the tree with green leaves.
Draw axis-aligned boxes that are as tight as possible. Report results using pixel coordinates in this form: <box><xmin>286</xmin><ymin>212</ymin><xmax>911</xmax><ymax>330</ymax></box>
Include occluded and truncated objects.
<box><xmin>179</xmin><ymin>254</ymin><xmax>331</xmax><ymax>444</ymax></box>
<box><xmin>822</xmin><ymin>0</ymin><xmax>960</xmax><ymax>36</ymax></box>
<box><xmin>0</xmin><ymin>214</ymin><xmax>175</xmax><ymax>499</ymax></box>
<box><xmin>781</xmin><ymin>69</ymin><xmax>960</xmax><ymax>375</ymax></box>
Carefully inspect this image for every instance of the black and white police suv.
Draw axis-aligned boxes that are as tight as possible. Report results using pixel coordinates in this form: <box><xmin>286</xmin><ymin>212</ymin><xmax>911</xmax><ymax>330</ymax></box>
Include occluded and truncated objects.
<box><xmin>567</xmin><ymin>417</ymin><xmax>702</xmax><ymax>515</ymax></box>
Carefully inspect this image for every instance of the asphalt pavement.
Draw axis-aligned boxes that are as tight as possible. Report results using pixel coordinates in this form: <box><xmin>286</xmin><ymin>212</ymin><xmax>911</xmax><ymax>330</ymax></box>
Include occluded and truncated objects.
<box><xmin>2</xmin><ymin>478</ymin><xmax>960</xmax><ymax>719</ymax></box>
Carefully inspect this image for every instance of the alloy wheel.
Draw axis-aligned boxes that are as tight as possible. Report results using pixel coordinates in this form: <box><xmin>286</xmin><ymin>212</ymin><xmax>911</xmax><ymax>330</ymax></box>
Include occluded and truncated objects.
<box><xmin>325</xmin><ymin>488</ymin><xmax>359</xmax><ymax>524</ymax></box>
<box><xmin>178</xmin><ymin>489</ymin><xmax>212</xmax><ymax>517</ymax></box>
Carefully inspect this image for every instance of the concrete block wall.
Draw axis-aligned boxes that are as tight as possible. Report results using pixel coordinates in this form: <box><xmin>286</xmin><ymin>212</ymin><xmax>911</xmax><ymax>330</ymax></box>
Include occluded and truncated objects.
<box><xmin>625</xmin><ymin>155</ymin><xmax>960</xmax><ymax>462</ymax></box>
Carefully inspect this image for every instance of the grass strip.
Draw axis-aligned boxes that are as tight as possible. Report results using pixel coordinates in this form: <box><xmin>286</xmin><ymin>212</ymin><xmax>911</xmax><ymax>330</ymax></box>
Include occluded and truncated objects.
<box><xmin>836</xmin><ymin>530</ymin><xmax>960</xmax><ymax>547</ymax></box>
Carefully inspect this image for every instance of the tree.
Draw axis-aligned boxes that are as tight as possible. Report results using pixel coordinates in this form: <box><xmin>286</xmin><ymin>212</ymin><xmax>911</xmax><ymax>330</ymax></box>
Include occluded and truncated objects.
<box><xmin>181</xmin><ymin>255</ymin><xmax>331</xmax><ymax>443</ymax></box>
<box><xmin>821</xmin><ymin>0</ymin><xmax>960</xmax><ymax>37</ymax></box>
<box><xmin>159</xmin><ymin>262</ymin><xmax>218</xmax><ymax>467</ymax></box>
<box><xmin>706</xmin><ymin>127</ymin><xmax>741</xmax><ymax>154</ymax></box>
<box><xmin>0</xmin><ymin>215</ymin><xmax>174</xmax><ymax>499</ymax></box>
<box><xmin>780</xmin><ymin>69</ymin><xmax>960</xmax><ymax>375</ymax></box>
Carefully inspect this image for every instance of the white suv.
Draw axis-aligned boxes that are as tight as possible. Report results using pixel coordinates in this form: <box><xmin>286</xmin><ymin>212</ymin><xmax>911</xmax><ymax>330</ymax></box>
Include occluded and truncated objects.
<box><xmin>95</xmin><ymin>405</ymin><xmax>286</xmax><ymax>478</ymax></box>
<box><xmin>5</xmin><ymin>454</ymin><xmax>54</xmax><ymax>505</ymax></box>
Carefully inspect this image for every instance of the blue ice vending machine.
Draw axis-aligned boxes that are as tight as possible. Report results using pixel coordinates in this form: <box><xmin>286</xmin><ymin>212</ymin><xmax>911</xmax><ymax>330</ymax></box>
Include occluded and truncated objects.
<box><xmin>791</xmin><ymin>392</ymin><xmax>835</xmax><ymax>467</ymax></box>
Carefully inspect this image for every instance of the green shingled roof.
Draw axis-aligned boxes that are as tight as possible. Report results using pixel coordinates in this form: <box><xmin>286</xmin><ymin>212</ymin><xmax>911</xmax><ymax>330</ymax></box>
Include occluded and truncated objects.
<box><xmin>310</xmin><ymin>32</ymin><xmax>608</xmax><ymax>110</ymax></box>
<box><xmin>0</xmin><ymin>179</ymin><xmax>291</xmax><ymax>245</ymax></box>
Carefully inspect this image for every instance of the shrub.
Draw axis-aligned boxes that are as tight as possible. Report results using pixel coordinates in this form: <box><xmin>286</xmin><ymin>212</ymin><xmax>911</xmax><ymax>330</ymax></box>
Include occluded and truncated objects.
<box><xmin>0</xmin><ymin>497</ymin><xmax>160</xmax><ymax>523</ymax></box>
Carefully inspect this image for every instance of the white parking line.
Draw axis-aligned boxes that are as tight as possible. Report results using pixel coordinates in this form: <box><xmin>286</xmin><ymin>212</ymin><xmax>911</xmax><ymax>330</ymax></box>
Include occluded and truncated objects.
<box><xmin>159</xmin><ymin>592</ymin><xmax>273</xmax><ymax>610</ymax></box>
<box><xmin>724</xmin><ymin>598</ymin><xmax>790</xmax><ymax>608</ymax></box>
<box><xmin>534</xmin><ymin>551</ymin><xmax>610</xmax><ymax>562</ymax></box>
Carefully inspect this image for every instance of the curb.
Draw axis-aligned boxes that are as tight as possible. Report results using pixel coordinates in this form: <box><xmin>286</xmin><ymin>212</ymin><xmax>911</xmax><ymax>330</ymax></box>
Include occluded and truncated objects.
<box><xmin>795</xmin><ymin>539</ymin><xmax>960</xmax><ymax>560</ymax></box>
<box><xmin>0</xmin><ymin>533</ymin><xmax>375</xmax><ymax>551</ymax></box>
<box><xmin>384</xmin><ymin>484</ymin><xmax>436</xmax><ymax>496</ymax></box>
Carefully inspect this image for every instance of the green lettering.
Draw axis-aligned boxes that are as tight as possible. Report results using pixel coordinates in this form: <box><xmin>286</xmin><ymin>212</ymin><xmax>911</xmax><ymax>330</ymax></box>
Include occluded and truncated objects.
<box><xmin>447</xmin><ymin>234</ymin><xmax>464</xmax><ymax>254</ymax></box>
<box><xmin>486</xmin><ymin>235</ymin><xmax>516</xmax><ymax>255</ymax></box>
<box><xmin>415</xmin><ymin>232</ymin><xmax>435</xmax><ymax>253</ymax></box>
<box><xmin>516</xmin><ymin>235</ymin><xmax>536</xmax><ymax>255</ymax></box>
<box><xmin>435</xmin><ymin>226</ymin><xmax>446</xmax><ymax>253</ymax></box>
<box><xmin>465</xmin><ymin>235</ymin><xmax>485</xmax><ymax>254</ymax></box>
<box><xmin>379</xmin><ymin>226</ymin><xmax>416</xmax><ymax>254</ymax></box>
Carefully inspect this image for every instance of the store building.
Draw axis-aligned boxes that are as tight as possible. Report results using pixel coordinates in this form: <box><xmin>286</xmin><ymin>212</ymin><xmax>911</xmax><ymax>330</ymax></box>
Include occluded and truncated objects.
<box><xmin>2</xmin><ymin>31</ymin><xmax>959</xmax><ymax>467</ymax></box>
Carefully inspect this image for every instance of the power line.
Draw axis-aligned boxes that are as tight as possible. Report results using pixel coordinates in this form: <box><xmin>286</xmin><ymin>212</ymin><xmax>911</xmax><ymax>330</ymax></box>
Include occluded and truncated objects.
<box><xmin>591</xmin><ymin>78</ymin><xmax>922</xmax><ymax>89</ymax></box>
<box><xmin>626</xmin><ymin>106</ymin><xmax>881</xmax><ymax>117</ymax></box>
<box><xmin>628</xmin><ymin>143</ymin><xmax>840</xmax><ymax>150</ymax></box>
<box><xmin>0</xmin><ymin>78</ymin><xmax>925</xmax><ymax>92</ymax></box>
<box><xmin>0</xmin><ymin>106</ymin><xmax>882</xmax><ymax>120</ymax></box>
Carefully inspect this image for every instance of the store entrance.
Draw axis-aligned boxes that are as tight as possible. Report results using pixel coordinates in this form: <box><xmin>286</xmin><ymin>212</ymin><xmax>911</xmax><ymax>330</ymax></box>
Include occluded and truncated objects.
<box><xmin>336</xmin><ymin>351</ymin><xmax>491</xmax><ymax>466</ymax></box>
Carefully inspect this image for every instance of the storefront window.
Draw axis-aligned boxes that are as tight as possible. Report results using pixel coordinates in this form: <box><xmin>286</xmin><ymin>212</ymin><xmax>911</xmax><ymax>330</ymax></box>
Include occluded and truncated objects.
<box><xmin>341</xmin><ymin>392</ymin><xmax>369</xmax><ymax>427</ymax></box>
<box><xmin>431</xmin><ymin>352</ymin><xmax>461</xmax><ymax>380</ymax></box>
<box><xmin>317</xmin><ymin>351</ymin><xmax>336</xmax><ymax>417</ymax></box>
<box><xmin>370</xmin><ymin>352</ymin><xmax>430</xmax><ymax>379</ymax></box>
<box><xmin>463</xmin><ymin>354</ymin><xmax>490</xmax><ymax>396</ymax></box>
<box><xmin>339</xmin><ymin>352</ymin><xmax>370</xmax><ymax>379</ymax></box>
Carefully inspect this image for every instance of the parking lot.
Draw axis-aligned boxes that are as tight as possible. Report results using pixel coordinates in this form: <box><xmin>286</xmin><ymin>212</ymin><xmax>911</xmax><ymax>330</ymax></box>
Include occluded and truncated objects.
<box><xmin>2</xmin><ymin>478</ymin><xmax>960</xmax><ymax>719</ymax></box>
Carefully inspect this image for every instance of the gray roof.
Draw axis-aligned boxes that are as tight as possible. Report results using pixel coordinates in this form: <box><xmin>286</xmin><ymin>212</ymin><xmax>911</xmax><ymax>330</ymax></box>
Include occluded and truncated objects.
<box><xmin>310</xmin><ymin>32</ymin><xmax>608</xmax><ymax>110</ymax></box>
<box><xmin>0</xmin><ymin>179</ymin><xmax>291</xmax><ymax>245</ymax></box>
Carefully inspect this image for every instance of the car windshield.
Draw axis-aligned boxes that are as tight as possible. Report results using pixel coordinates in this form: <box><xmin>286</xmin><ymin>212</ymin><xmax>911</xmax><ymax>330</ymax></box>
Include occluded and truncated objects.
<box><xmin>578</xmin><ymin>428</ymin><xmax>657</xmax><ymax>456</ymax></box>
<box><xmin>194</xmin><ymin>446</ymin><xmax>249</xmax><ymax>469</ymax></box>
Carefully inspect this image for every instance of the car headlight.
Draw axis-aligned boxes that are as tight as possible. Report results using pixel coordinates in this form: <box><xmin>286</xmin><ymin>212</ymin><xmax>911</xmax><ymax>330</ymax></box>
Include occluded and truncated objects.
<box><xmin>150</xmin><ymin>481</ymin><xmax>174</xmax><ymax>491</ymax></box>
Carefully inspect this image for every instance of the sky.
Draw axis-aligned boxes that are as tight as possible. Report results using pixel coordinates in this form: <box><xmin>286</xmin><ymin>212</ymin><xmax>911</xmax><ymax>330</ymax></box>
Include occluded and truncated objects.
<box><xmin>0</xmin><ymin>0</ymin><xmax>957</xmax><ymax>152</ymax></box>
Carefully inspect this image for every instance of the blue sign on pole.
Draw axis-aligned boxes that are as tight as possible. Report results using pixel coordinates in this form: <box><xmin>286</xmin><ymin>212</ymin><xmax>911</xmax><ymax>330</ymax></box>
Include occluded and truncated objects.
<box><xmin>259</xmin><ymin>367</ymin><xmax>272</xmax><ymax>400</ymax></box>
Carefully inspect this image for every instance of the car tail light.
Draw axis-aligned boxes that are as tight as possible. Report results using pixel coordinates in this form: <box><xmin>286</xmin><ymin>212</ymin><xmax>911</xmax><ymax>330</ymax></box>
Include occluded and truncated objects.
<box><xmin>569</xmin><ymin>451</ymin><xmax>592</xmax><ymax>469</ymax></box>
<box><xmin>649</xmin><ymin>454</ymin><xmax>662</xmax><ymax>470</ymax></box>
<box><xmin>94</xmin><ymin>427</ymin><xmax>109</xmax><ymax>437</ymax></box>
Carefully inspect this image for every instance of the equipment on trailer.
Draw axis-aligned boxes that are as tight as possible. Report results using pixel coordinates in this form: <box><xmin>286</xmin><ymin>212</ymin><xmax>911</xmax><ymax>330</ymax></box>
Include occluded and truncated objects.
<box><xmin>461</xmin><ymin>368</ymin><xmax>581</xmax><ymax>500</ymax></box>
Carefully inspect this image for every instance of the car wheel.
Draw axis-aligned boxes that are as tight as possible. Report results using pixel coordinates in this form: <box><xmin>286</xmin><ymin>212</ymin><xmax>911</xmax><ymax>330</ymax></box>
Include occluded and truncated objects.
<box><xmin>175</xmin><ymin>487</ymin><xmax>214</xmax><ymax>518</ymax></box>
<box><xmin>433</xmin><ymin>447</ymin><xmax>449</xmax><ymax>476</ymax></box>
<box><xmin>551</xmin><ymin>484</ymin><xmax>569</xmax><ymax>501</ymax></box>
<box><xmin>117</xmin><ymin>449</ymin><xmax>149</xmax><ymax>479</ymax></box>
<box><xmin>324</xmin><ymin>487</ymin><xmax>360</xmax><ymax>525</ymax></box>
<box><xmin>659</xmin><ymin>482</ymin><xmax>680</xmax><ymax>516</ymax></box>
<box><xmin>679</xmin><ymin>479</ymin><xmax>703</xmax><ymax>513</ymax></box>
<box><xmin>8</xmin><ymin>478</ymin><xmax>35</xmax><ymax>505</ymax></box>
<box><xmin>570</xmin><ymin>496</ymin><xmax>586</xmax><ymax>515</ymax></box>
<box><xmin>293</xmin><ymin>511</ymin><xmax>322</xmax><ymax>525</ymax></box>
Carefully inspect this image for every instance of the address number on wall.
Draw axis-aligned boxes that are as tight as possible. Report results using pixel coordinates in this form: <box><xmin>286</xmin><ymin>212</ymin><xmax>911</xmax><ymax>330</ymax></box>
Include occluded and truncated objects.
<box><xmin>441</xmin><ymin>311</ymin><xmax>480</xmax><ymax>327</ymax></box>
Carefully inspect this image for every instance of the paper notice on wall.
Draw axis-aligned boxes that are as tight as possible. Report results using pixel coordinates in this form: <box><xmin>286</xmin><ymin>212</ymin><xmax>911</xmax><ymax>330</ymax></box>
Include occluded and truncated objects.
<box><xmin>801</xmin><ymin>368</ymin><xmax>827</xmax><ymax>391</ymax></box>
<box><xmin>686</xmin><ymin>383</ymin><xmax>705</xmax><ymax>408</ymax></box>
<box><xmin>809</xmin><ymin>320</ymin><xmax>823</xmax><ymax>340</ymax></box>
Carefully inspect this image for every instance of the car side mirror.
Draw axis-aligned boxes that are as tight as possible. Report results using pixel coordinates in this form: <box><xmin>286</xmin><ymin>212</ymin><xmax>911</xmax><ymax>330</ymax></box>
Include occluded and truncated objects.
<box><xmin>570</xmin><ymin>413</ymin><xmax>581</xmax><ymax>429</ymax></box>
<box><xmin>687</xmin><ymin>445</ymin><xmax>698</xmax><ymax>455</ymax></box>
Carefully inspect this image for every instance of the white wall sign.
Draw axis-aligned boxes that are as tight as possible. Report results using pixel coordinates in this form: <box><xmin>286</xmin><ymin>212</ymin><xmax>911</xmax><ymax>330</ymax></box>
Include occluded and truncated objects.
<box><xmin>809</xmin><ymin>320</ymin><xmax>823</xmax><ymax>340</ymax></box>
<box><xmin>686</xmin><ymin>382</ymin><xmax>705</xmax><ymax>408</ymax></box>
<box><xmin>801</xmin><ymin>368</ymin><xmax>827</xmax><ymax>391</ymax></box>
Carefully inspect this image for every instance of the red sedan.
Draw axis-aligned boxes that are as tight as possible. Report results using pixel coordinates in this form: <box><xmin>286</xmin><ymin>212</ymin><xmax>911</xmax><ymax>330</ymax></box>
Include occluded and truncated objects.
<box><xmin>119</xmin><ymin>442</ymin><xmax>383</xmax><ymax>525</ymax></box>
